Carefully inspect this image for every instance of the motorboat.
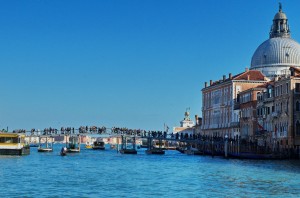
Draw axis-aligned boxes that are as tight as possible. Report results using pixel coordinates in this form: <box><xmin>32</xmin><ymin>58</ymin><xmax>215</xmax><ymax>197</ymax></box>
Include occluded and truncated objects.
<box><xmin>60</xmin><ymin>147</ymin><xmax>67</xmax><ymax>156</ymax></box>
<box><xmin>85</xmin><ymin>142</ymin><xmax>93</xmax><ymax>149</ymax></box>
<box><xmin>93</xmin><ymin>138</ymin><xmax>105</xmax><ymax>150</ymax></box>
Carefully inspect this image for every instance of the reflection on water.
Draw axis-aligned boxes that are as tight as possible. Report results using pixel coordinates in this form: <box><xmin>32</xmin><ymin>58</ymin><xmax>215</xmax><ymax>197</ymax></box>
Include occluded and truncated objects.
<box><xmin>0</xmin><ymin>144</ymin><xmax>300</xmax><ymax>197</ymax></box>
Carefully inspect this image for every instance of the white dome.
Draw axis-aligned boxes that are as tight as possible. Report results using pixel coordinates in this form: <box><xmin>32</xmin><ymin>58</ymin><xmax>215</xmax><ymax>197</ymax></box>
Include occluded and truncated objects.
<box><xmin>249</xmin><ymin>5</ymin><xmax>300</xmax><ymax>77</ymax></box>
<box><xmin>251</xmin><ymin>38</ymin><xmax>300</xmax><ymax>70</ymax></box>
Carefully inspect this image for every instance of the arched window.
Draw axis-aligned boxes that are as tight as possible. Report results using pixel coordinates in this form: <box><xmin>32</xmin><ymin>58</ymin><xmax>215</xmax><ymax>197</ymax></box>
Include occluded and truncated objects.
<box><xmin>296</xmin><ymin>121</ymin><xmax>300</xmax><ymax>136</ymax></box>
<box><xmin>296</xmin><ymin>101</ymin><xmax>300</xmax><ymax>112</ymax></box>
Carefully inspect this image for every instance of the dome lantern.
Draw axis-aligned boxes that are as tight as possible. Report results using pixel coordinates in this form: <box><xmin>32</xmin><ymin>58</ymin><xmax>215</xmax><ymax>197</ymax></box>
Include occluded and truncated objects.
<box><xmin>269</xmin><ymin>3</ymin><xmax>290</xmax><ymax>38</ymax></box>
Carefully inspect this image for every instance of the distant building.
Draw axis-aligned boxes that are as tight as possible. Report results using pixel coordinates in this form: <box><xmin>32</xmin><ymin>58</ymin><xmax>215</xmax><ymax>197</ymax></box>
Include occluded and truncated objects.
<box><xmin>173</xmin><ymin>109</ymin><xmax>195</xmax><ymax>136</ymax></box>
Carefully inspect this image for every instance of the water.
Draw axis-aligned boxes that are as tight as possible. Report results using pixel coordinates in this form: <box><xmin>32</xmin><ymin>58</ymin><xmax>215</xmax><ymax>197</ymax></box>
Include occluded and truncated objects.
<box><xmin>1</xmin><ymin>144</ymin><xmax>300</xmax><ymax>197</ymax></box>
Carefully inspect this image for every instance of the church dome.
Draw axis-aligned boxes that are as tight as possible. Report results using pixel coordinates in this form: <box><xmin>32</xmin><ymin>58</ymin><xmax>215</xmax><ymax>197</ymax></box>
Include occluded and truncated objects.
<box><xmin>251</xmin><ymin>37</ymin><xmax>300</xmax><ymax>69</ymax></box>
<box><xmin>250</xmin><ymin>4</ymin><xmax>300</xmax><ymax>77</ymax></box>
<box><xmin>274</xmin><ymin>11</ymin><xmax>287</xmax><ymax>20</ymax></box>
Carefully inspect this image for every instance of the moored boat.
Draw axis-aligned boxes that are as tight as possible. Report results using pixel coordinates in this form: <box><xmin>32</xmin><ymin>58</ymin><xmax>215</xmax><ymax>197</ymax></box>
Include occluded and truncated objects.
<box><xmin>37</xmin><ymin>136</ymin><xmax>53</xmax><ymax>152</ymax></box>
<box><xmin>145</xmin><ymin>148</ymin><xmax>165</xmax><ymax>155</ymax></box>
<box><xmin>0</xmin><ymin>133</ymin><xmax>30</xmax><ymax>155</ymax></box>
<box><xmin>120</xmin><ymin>149</ymin><xmax>137</xmax><ymax>154</ymax></box>
<box><xmin>92</xmin><ymin>138</ymin><xmax>105</xmax><ymax>150</ymax></box>
<box><xmin>140</xmin><ymin>139</ymin><xmax>148</xmax><ymax>148</ymax></box>
<box><xmin>66</xmin><ymin>135</ymin><xmax>81</xmax><ymax>153</ymax></box>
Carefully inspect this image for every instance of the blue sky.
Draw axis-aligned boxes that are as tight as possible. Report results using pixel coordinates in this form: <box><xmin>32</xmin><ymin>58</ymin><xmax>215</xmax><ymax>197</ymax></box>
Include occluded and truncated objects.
<box><xmin>0</xmin><ymin>0</ymin><xmax>299</xmax><ymax>131</ymax></box>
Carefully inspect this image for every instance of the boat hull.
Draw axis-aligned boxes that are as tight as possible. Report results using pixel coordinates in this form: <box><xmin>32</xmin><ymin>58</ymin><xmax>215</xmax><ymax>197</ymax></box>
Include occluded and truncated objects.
<box><xmin>145</xmin><ymin>149</ymin><xmax>165</xmax><ymax>155</ymax></box>
<box><xmin>92</xmin><ymin>147</ymin><xmax>105</xmax><ymax>150</ymax></box>
<box><xmin>67</xmin><ymin>149</ymin><xmax>80</xmax><ymax>153</ymax></box>
<box><xmin>120</xmin><ymin>149</ymin><xmax>137</xmax><ymax>154</ymax></box>
<box><xmin>0</xmin><ymin>147</ymin><xmax>30</xmax><ymax>155</ymax></box>
<box><xmin>38</xmin><ymin>148</ymin><xmax>53</xmax><ymax>152</ymax></box>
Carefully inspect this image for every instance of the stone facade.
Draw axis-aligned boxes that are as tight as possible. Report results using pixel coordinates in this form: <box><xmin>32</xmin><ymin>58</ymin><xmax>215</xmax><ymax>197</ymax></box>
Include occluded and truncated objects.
<box><xmin>238</xmin><ymin>87</ymin><xmax>265</xmax><ymax>139</ymax></box>
<box><xmin>201</xmin><ymin>69</ymin><xmax>268</xmax><ymax>138</ymax></box>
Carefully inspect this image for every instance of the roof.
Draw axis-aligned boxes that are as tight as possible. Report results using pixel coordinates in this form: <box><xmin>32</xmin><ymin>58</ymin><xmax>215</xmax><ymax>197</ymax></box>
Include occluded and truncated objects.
<box><xmin>255</xmin><ymin>81</ymin><xmax>275</xmax><ymax>89</ymax></box>
<box><xmin>203</xmin><ymin>70</ymin><xmax>267</xmax><ymax>90</ymax></box>
<box><xmin>290</xmin><ymin>66</ymin><xmax>300</xmax><ymax>77</ymax></box>
<box><xmin>0</xmin><ymin>133</ymin><xmax>25</xmax><ymax>138</ymax></box>
<box><xmin>233</xmin><ymin>70</ymin><xmax>266</xmax><ymax>81</ymax></box>
<box><xmin>290</xmin><ymin>66</ymin><xmax>300</xmax><ymax>73</ymax></box>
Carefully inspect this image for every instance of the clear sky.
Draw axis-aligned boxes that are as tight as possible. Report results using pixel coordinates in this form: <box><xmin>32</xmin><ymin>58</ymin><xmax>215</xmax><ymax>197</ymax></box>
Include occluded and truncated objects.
<box><xmin>0</xmin><ymin>0</ymin><xmax>300</xmax><ymax>131</ymax></box>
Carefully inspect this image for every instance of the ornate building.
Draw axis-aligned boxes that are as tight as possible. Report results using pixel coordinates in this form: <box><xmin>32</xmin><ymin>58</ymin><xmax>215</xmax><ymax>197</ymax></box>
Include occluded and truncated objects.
<box><xmin>201</xmin><ymin>69</ymin><xmax>268</xmax><ymax>137</ymax></box>
<box><xmin>238</xmin><ymin>86</ymin><xmax>266</xmax><ymax>139</ymax></box>
<box><xmin>256</xmin><ymin>82</ymin><xmax>275</xmax><ymax>147</ymax></box>
<box><xmin>251</xmin><ymin>4</ymin><xmax>300</xmax><ymax>77</ymax></box>
<box><xmin>201</xmin><ymin>4</ymin><xmax>300</xmax><ymax>149</ymax></box>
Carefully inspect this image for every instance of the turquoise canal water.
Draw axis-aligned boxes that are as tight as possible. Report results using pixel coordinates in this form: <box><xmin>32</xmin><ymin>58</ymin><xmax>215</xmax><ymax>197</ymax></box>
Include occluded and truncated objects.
<box><xmin>1</xmin><ymin>144</ymin><xmax>300</xmax><ymax>197</ymax></box>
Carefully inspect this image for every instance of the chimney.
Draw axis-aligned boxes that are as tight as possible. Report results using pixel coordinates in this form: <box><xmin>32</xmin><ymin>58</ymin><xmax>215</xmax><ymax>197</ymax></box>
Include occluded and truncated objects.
<box><xmin>245</xmin><ymin>67</ymin><xmax>249</xmax><ymax>72</ymax></box>
<box><xmin>210</xmin><ymin>80</ymin><xmax>212</xmax><ymax>85</ymax></box>
<box><xmin>247</xmin><ymin>74</ymin><xmax>250</xmax><ymax>80</ymax></box>
<box><xmin>223</xmin><ymin>75</ymin><xmax>226</xmax><ymax>81</ymax></box>
<box><xmin>195</xmin><ymin>115</ymin><xmax>198</xmax><ymax>125</ymax></box>
<box><xmin>229</xmin><ymin>73</ymin><xmax>232</xmax><ymax>79</ymax></box>
<box><xmin>205</xmin><ymin>82</ymin><xmax>207</xmax><ymax>88</ymax></box>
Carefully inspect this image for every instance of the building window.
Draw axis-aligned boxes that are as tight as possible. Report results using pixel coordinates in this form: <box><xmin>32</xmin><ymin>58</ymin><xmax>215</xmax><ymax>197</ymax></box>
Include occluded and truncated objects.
<box><xmin>296</xmin><ymin>121</ymin><xmax>300</xmax><ymax>136</ymax></box>
<box><xmin>272</xmin><ymin>106</ymin><xmax>275</xmax><ymax>113</ymax></box>
<box><xmin>296</xmin><ymin>101</ymin><xmax>300</xmax><ymax>112</ymax></box>
<box><xmin>296</xmin><ymin>83</ymin><xmax>300</xmax><ymax>93</ymax></box>
<box><xmin>268</xmin><ymin>88</ymin><xmax>272</xmax><ymax>98</ymax></box>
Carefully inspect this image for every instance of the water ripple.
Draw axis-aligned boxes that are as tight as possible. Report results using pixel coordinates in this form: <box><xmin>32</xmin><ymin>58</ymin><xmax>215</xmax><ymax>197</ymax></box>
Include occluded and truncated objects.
<box><xmin>0</xmin><ymin>145</ymin><xmax>300</xmax><ymax>197</ymax></box>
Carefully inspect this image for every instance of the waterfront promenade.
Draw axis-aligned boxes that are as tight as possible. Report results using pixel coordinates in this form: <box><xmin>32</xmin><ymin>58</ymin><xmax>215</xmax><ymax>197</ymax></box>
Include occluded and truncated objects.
<box><xmin>4</xmin><ymin>125</ymin><xmax>300</xmax><ymax>159</ymax></box>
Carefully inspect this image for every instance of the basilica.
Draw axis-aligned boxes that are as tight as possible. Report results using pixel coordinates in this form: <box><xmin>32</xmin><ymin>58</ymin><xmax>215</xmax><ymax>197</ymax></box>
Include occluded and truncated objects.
<box><xmin>201</xmin><ymin>5</ymin><xmax>300</xmax><ymax>148</ymax></box>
